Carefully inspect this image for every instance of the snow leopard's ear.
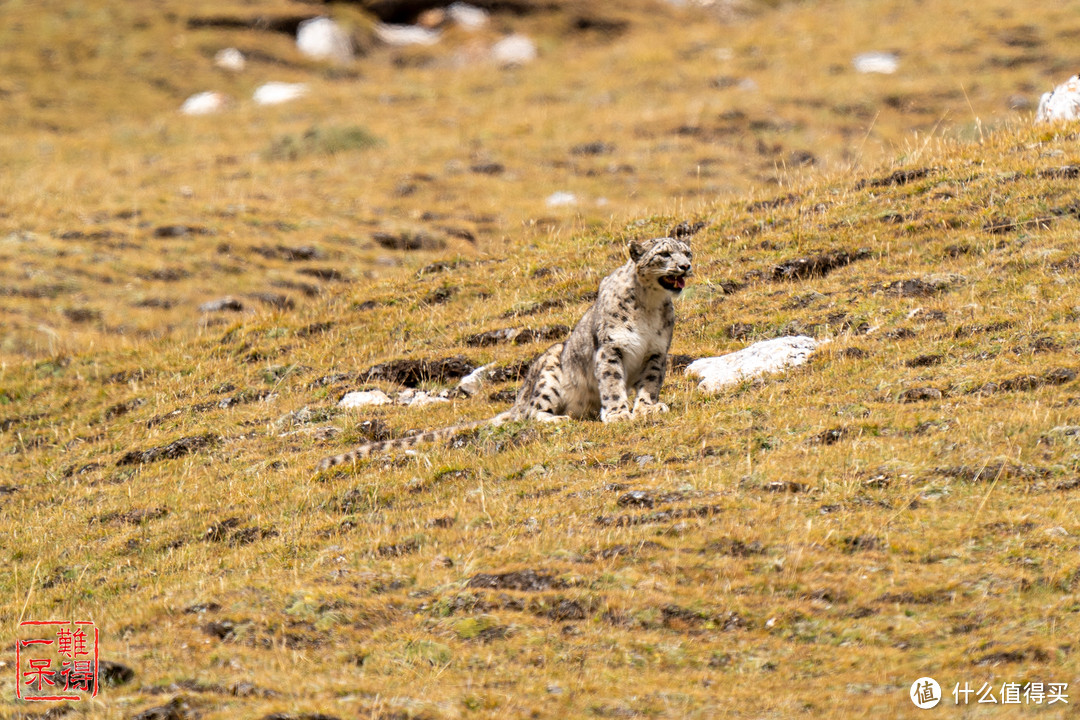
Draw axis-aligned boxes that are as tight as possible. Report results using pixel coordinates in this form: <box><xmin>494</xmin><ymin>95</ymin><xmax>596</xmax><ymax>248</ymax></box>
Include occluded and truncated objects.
<box><xmin>628</xmin><ymin>238</ymin><xmax>653</xmax><ymax>262</ymax></box>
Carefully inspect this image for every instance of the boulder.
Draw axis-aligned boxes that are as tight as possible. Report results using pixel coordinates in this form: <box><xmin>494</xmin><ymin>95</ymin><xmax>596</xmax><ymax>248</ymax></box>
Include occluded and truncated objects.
<box><xmin>339</xmin><ymin>390</ymin><xmax>392</xmax><ymax>408</ymax></box>
<box><xmin>686</xmin><ymin>336</ymin><xmax>822</xmax><ymax>393</ymax></box>
<box><xmin>1036</xmin><ymin>75</ymin><xmax>1080</xmax><ymax>123</ymax></box>
<box><xmin>296</xmin><ymin>17</ymin><xmax>355</xmax><ymax>63</ymax></box>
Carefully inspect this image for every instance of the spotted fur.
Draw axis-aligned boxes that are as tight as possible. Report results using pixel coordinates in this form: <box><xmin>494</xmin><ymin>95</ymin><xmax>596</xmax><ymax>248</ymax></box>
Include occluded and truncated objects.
<box><xmin>316</xmin><ymin>236</ymin><xmax>692</xmax><ymax>470</ymax></box>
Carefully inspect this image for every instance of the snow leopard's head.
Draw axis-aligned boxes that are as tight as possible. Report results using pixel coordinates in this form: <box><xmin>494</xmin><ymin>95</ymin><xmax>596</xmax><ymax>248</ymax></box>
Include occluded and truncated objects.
<box><xmin>629</xmin><ymin>236</ymin><xmax>693</xmax><ymax>294</ymax></box>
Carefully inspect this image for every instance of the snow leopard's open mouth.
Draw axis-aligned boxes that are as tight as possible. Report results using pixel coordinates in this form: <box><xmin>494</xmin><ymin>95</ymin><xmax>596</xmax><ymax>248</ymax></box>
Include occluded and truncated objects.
<box><xmin>658</xmin><ymin>274</ymin><xmax>688</xmax><ymax>293</ymax></box>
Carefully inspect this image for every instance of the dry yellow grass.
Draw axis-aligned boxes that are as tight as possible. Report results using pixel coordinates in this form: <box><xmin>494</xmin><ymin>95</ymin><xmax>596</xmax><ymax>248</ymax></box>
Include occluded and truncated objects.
<box><xmin>3</xmin><ymin>0</ymin><xmax>1080</xmax><ymax>718</ymax></box>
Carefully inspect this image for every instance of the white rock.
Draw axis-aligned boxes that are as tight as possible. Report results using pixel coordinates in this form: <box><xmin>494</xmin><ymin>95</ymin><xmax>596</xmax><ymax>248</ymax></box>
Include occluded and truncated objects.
<box><xmin>397</xmin><ymin>389</ymin><xmax>450</xmax><ymax>407</ymax></box>
<box><xmin>375</xmin><ymin>23</ymin><xmax>441</xmax><ymax>46</ymax></box>
<box><xmin>214</xmin><ymin>48</ymin><xmax>245</xmax><ymax>72</ymax></box>
<box><xmin>686</xmin><ymin>336</ymin><xmax>822</xmax><ymax>393</ymax></box>
<box><xmin>1036</xmin><ymin>75</ymin><xmax>1080</xmax><ymax>123</ymax></box>
<box><xmin>297</xmin><ymin>17</ymin><xmax>355</xmax><ymax>63</ymax></box>
<box><xmin>253</xmin><ymin>82</ymin><xmax>309</xmax><ymax>106</ymax></box>
<box><xmin>198</xmin><ymin>297</ymin><xmax>243</xmax><ymax>312</ymax></box>
<box><xmin>852</xmin><ymin>52</ymin><xmax>898</xmax><ymax>74</ymax></box>
<box><xmin>339</xmin><ymin>390</ymin><xmax>392</xmax><ymax>408</ymax></box>
<box><xmin>545</xmin><ymin>191</ymin><xmax>577</xmax><ymax>207</ymax></box>
<box><xmin>492</xmin><ymin>34</ymin><xmax>537</xmax><ymax>67</ymax></box>
<box><xmin>448</xmin><ymin>2</ymin><xmax>489</xmax><ymax>29</ymax></box>
<box><xmin>455</xmin><ymin>364</ymin><xmax>491</xmax><ymax>397</ymax></box>
<box><xmin>180</xmin><ymin>91</ymin><xmax>229</xmax><ymax>116</ymax></box>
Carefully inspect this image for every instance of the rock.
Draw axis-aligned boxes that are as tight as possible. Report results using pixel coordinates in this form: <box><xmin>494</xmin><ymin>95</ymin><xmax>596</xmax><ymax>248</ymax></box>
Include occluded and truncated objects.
<box><xmin>214</xmin><ymin>48</ymin><xmax>245</xmax><ymax>72</ymax></box>
<box><xmin>375</xmin><ymin>23</ymin><xmax>441</xmax><ymax>46</ymax></box>
<box><xmin>338</xmin><ymin>390</ymin><xmax>392</xmax><ymax>408</ymax></box>
<box><xmin>199</xmin><ymin>297</ymin><xmax>244</xmax><ymax>313</ymax></box>
<box><xmin>448</xmin><ymin>2</ymin><xmax>489</xmax><ymax>29</ymax></box>
<box><xmin>545</xmin><ymin>191</ymin><xmax>577</xmax><ymax>207</ymax></box>
<box><xmin>253</xmin><ymin>82</ymin><xmax>309</xmax><ymax>106</ymax></box>
<box><xmin>492</xmin><ymin>34</ymin><xmax>537</xmax><ymax>67</ymax></box>
<box><xmin>686</xmin><ymin>336</ymin><xmax>822</xmax><ymax>393</ymax></box>
<box><xmin>454</xmin><ymin>364</ymin><xmax>491</xmax><ymax>397</ymax></box>
<box><xmin>180</xmin><ymin>91</ymin><xmax>229</xmax><ymax>116</ymax></box>
<box><xmin>396</xmin><ymin>389</ymin><xmax>449</xmax><ymax>407</ymax></box>
<box><xmin>296</xmin><ymin>17</ymin><xmax>354</xmax><ymax>63</ymax></box>
<box><xmin>1036</xmin><ymin>75</ymin><xmax>1080</xmax><ymax>124</ymax></box>
<box><xmin>852</xmin><ymin>52</ymin><xmax>898</xmax><ymax>74</ymax></box>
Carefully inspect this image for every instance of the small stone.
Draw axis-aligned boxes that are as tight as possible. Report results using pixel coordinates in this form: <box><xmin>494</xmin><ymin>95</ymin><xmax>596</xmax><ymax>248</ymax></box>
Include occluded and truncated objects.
<box><xmin>454</xmin><ymin>364</ymin><xmax>491</xmax><ymax>397</ymax></box>
<box><xmin>199</xmin><ymin>297</ymin><xmax>244</xmax><ymax>313</ymax></box>
<box><xmin>396</xmin><ymin>389</ymin><xmax>449</xmax><ymax>407</ymax></box>
<box><xmin>492</xmin><ymin>34</ymin><xmax>537</xmax><ymax>67</ymax></box>
<box><xmin>546</xmin><ymin>191</ymin><xmax>577</xmax><ymax>207</ymax></box>
<box><xmin>296</xmin><ymin>17</ymin><xmax>355</xmax><ymax>64</ymax></box>
<box><xmin>214</xmin><ymin>48</ymin><xmax>245</xmax><ymax>72</ymax></box>
<box><xmin>375</xmin><ymin>23</ymin><xmax>441</xmax><ymax>46</ymax></box>
<box><xmin>338</xmin><ymin>390</ymin><xmax>391</xmax><ymax>408</ymax></box>
<box><xmin>448</xmin><ymin>2</ymin><xmax>489</xmax><ymax>29</ymax></box>
<box><xmin>253</xmin><ymin>82</ymin><xmax>308</xmax><ymax>106</ymax></box>
<box><xmin>180</xmin><ymin>91</ymin><xmax>229</xmax><ymax>116</ymax></box>
<box><xmin>853</xmin><ymin>52</ymin><xmax>899</xmax><ymax>74</ymax></box>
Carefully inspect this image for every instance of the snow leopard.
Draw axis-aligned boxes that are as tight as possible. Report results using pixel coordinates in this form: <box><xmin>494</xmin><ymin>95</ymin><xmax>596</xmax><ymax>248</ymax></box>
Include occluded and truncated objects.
<box><xmin>316</xmin><ymin>235</ymin><xmax>692</xmax><ymax>470</ymax></box>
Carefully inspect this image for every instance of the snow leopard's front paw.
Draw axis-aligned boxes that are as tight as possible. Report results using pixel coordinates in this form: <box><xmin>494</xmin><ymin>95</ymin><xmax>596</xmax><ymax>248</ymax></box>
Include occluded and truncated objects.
<box><xmin>601</xmin><ymin>406</ymin><xmax>633</xmax><ymax>423</ymax></box>
<box><xmin>633</xmin><ymin>399</ymin><xmax>669</xmax><ymax>418</ymax></box>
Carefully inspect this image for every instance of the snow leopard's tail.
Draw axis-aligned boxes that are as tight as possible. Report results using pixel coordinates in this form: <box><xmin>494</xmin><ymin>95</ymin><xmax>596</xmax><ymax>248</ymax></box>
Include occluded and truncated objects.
<box><xmin>316</xmin><ymin>410</ymin><xmax>516</xmax><ymax>471</ymax></box>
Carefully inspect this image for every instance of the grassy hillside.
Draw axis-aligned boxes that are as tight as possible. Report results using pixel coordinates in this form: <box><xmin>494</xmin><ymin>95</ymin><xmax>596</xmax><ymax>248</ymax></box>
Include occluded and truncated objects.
<box><xmin>3</xmin><ymin>0</ymin><xmax>1080</xmax><ymax>718</ymax></box>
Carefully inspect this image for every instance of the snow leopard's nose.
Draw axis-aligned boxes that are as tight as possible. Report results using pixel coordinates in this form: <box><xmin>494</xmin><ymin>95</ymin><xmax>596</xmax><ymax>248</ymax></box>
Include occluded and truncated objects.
<box><xmin>677</xmin><ymin>261</ymin><xmax>691</xmax><ymax>274</ymax></box>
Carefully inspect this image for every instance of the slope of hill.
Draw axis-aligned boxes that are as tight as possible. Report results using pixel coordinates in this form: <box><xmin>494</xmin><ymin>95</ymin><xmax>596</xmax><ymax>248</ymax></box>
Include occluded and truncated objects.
<box><xmin>3</xmin><ymin>0</ymin><xmax>1080</xmax><ymax>718</ymax></box>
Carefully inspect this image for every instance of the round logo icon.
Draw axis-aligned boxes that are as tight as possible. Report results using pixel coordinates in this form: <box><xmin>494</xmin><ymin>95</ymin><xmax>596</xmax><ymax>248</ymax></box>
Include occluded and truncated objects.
<box><xmin>910</xmin><ymin>677</ymin><xmax>941</xmax><ymax>709</ymax></box>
